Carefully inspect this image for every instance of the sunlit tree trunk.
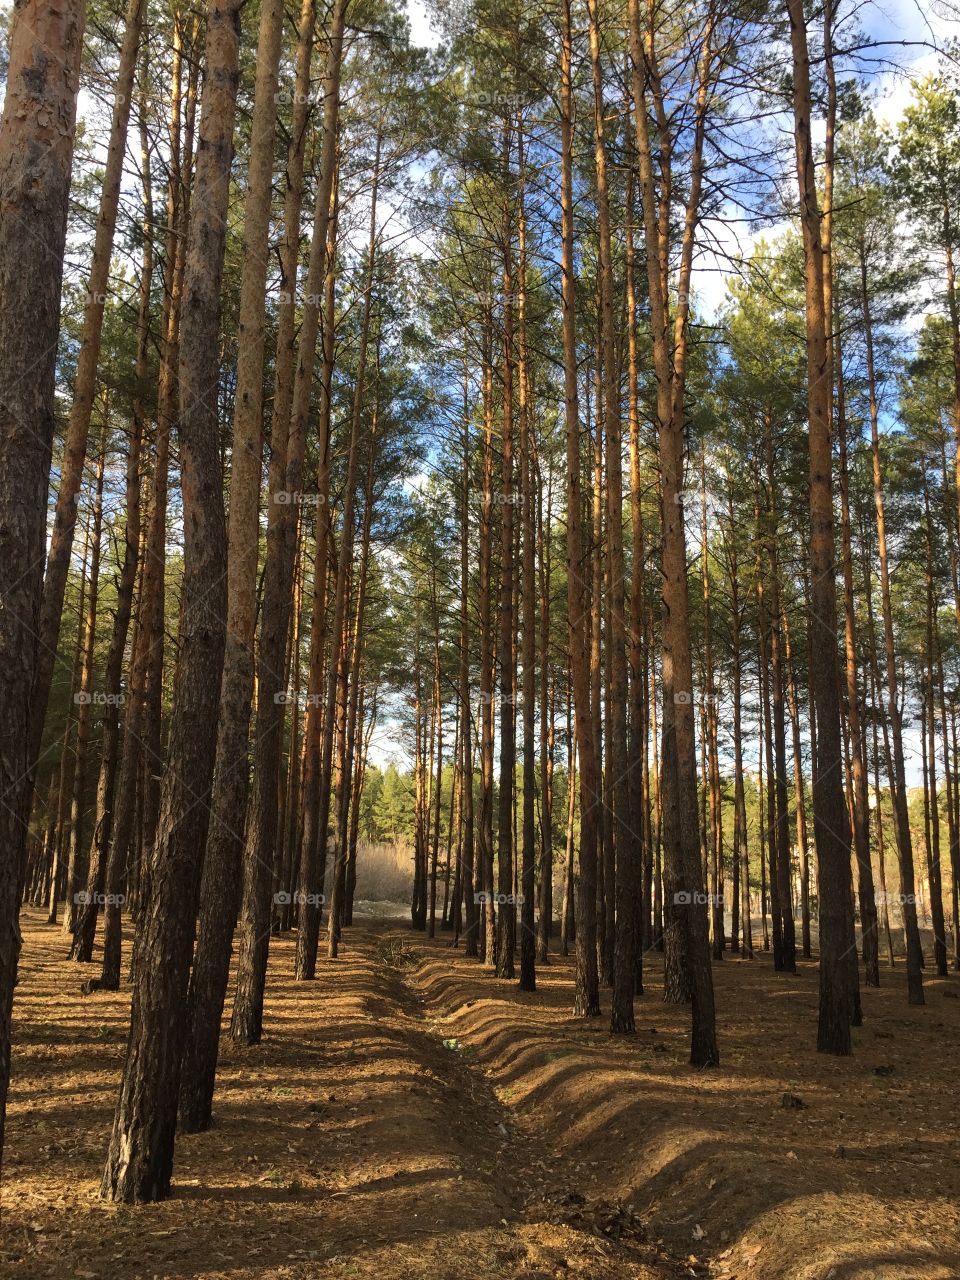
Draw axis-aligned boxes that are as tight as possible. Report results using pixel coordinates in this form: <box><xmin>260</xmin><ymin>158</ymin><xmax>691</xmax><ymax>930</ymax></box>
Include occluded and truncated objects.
<box><xmin>29</xmin><ymin>0</ymin><xmax>145</xmax><ymax>770</ymax></box>
<box><xmin>235</xmin><ymin>0</ymin><xmax>347</xmax><ymax>1026</ymax></box>
<box><xmin>764</xmin><ymin>414</ymin><xmax>796</xmax><ymax>973</ymax></box>
<box><xmin>560</xmin><ymin>0</ymin><xmax>599</xmax><ymax>1016</ymax></box>
<box><xmin>478</xmin><ymin>312</ymin><xmax>496</xmax><ymax>966</ymax></box>
<box><xmin>101</xmin><ymin>0</ymin><xmax>239</xmax><ymax>1199</ymax></box>
<box><xmin>517</xmin><ymin>140</ymin><xmax>537</xmax><ymax>991</ymax></box>
<box><xmin>922</xmin><ymin>483</ymin><xmax>949</xmax><ymax>976</ymax></box>
<box><xmin>460</xmin><ymin>358</ymin><xmax>479</xmax><ymax>956</ymax></box>
<box><xmin>628</xmin><ymin>0</ymin><xmax>718</xmax><ymax>1063</ymax></box>
<box><xmin>71</xmin><ymin>72</ymin><xmax>154</xmax><ymax>962</ymax></box>
<box><xmin>64</xmin><ymin>429</ymin><xmax>106</xmax><ymax>945</ymax></box>
<box><xmin>785</xmin><ymin>0</ymin><xmax>855</xmax><ymax>1053</ymax></box>
<box><xmin>178</xmin><ymin>0</ymin><xmax>285</xmax><ymax>1131</ymax></box>
<box><xmin>0</xmin><ymin>0</ymin><xmax>84</xmax><ymax>1169</ymax></box>
<box><xmin>100</xmin><ymin>33</ymin><xmax>186</xmax><ymax>989</ymax></box>
<box><xmin>586</xmin><ymin>0</ymin><xmax>634</xmax><ymax>1028</ymax></box>
<box><xmin>495</xmin><ymin>116</ymin><xmax>517</xmax><ymax>981</ymax></box>
<box><xmin>323</xmin><ymin>133</ymin><xmax>380</xmax><ymax>962</ymax></box>
<box><xmin>860</xmin><ymin>240</ymin><xmax>924</xmax><ymax>1006</ymax></box>
<box><xmin>782</xmin><ymin>608</ymin><xmax>812</xmax><ymax>960</ymax></box>
<box><xmin>835</xmin><ymin>328</ymin><xmax>879</xmax><ymax>984</ymax></box>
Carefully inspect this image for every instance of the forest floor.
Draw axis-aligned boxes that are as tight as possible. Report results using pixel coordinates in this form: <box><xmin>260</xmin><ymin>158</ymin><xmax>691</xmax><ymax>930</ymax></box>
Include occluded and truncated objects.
<box><xmin>2</xmin><ymin>910</ymin><xmax>959</xmax><ymax>1280</ymax></box>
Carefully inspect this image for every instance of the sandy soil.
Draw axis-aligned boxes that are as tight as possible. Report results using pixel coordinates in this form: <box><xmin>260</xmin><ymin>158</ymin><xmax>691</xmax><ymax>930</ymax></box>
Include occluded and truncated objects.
<box><xmin>2</xmin><ymin>909</ymin><xmax>959</xmax><ymax>1280</ymax></box>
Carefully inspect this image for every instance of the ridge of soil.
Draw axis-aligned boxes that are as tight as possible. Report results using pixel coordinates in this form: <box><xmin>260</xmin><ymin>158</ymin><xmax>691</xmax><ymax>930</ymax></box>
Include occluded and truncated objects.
<box><xmin>2</xmin><ymin>910</ymin><xmax>959</xmax><ymax>1279</ymax></box>
<box><xmin>402</xmin><ymin>927</ymin><xmax>960</xmax><ymax>1280</ymax></box>
<box><xmin>1</xmin><ymin>911</ymin><xmax>684</xmax><ymax>1280</ymax></box>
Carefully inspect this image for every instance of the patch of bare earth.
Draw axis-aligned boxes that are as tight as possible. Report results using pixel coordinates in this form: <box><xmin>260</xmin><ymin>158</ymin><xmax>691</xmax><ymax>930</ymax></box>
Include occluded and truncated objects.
<box><xmin>2</xmin><ymin>911</ymin><xmax>682</xmax><ymax>1280</ymax></box>
<box><xmin>407</xmin><ymin>929</ymin><xmax>960</xmax><ymax>1280</ymax></box>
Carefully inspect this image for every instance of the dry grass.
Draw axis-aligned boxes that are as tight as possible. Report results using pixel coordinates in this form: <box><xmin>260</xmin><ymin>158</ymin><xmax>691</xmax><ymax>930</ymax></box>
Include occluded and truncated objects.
<box><xmin>353</xmin><ymin>841</ymin><xmax>413</xmax><ymax>905</ymax></box>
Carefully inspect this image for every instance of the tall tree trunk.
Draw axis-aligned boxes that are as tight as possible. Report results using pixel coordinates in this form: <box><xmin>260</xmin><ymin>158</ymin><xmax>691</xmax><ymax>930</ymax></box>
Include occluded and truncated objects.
<box><xmin>100</xmin><ymin>29</ymin><xmax>191</xmax><ymax>989</ymax></box>
<box><xmin>835</xmin><ymin>334</ymin><xmax>879</xmax><ymax>984</ymax></box>
<box><xmin>461</xmin><ymin>360</ymin><xmax>478</xmax><ymax>956</ymax></box>
<box><xmin>178</xmin><ymin>0</ymin><xmax>285</xmax><ymax>1132</ymax></box>
<box><xmin>536</xmin><ymin>464</ymin><xmax>554</xmax><ymax>964</ymax></box>
<box><xmin>560</xmin><ymin>688</ymin><xmax>576</xmax><ymax>957</ymax></box>
<box><xmin>65</xmin><ymin>430</ymin><xmax>107</xmax><ymax>946</ymax></box>
<box><xmin>428</xmin><ymin>611</ymin><xmax>443</xmax><ymax>942</ymax></box>
<box><xmin>701</xmin><ymin>456</ymin><xmax>723</xmax><ymax>962</ymax></box>
<box><xmin>495</xmin><ymin>117</ymin><xmax>517</xmax><ymax>981</ymax></box>
<box><xmin>100</xmin><ymin>0</ymin><xmax>239</xmax><ymax>1200</ymax></box>
<box><xmin>71</xmin><ymin>75</ymin><xmax>154</xmax><ymax>962</ymax></box>
<box><xmin>321</xmin><ymin>132</ymin><xmax>380</xmax><ymax>963</ymax></box>
<box><xmin>135</xmin><ymin>23</ymin><xmax>202</xmax><ymax>933</ymax></box>
<box><xmin>587</xmin><ymin>0</ymin><xmax>634</xmax><ymax>1029</ymax></box>
<box><xmin>625</xmin><ymin>152</ymin><xmax>651</xmax><ymax>971</ymax></box>
<box><xmin>29</xmin><ymin>0</ymin><xmax>145</xmax><ymax>771</ymax></box>
<box><xmin>764</xmin><ymin>415</ymin><xmax>796</xmax><ymax>973</ymax></box>
<box><xmin>294</xmin><ymin>172</ymin><xmax>339</xmax><ymax>954</ymax></box>
<box><xmin>628</xmin><ymin>0</ymin><xmax>718</xmax><ymax>1064</ymax></box>
<box><xmin>517</xmin><ymin>142</ymin><xmax>537</xmax><ymax>992</ymax></box>
<box><xmin>785</xmin><ymin>0</ymin><xmax>855</xmax><ymax>1054</ymax></box>
<box><xmin>560</xmin><ymin>0</ymin><xmax>600</xmax><ymax>1016</ymax></box>
<box><xmin>726</xmin><ymin>502</ymin><xmax>747</xmax><ymax>958</ymax></box>
<box><xmin>234</xmin><ymin>0</ymin><xmax>347</xmax><ymax>1029</ymax></box>
<box><xmin>860</xmin><ymin>241</ymin><xmax>925</xmax><ymax>1005</ymax></box>
<box><xmin>478</xmin><ymin>312</ymin><xmax>497</xmax><ymax>966</ymax></box>
<box><xmin>755</xmin><ymin>477</ymin><xmax>782</xmax><ymax>968</ymax></box>
<box><xmin>923</xmin><ymin>484</ymin><xmax>949</xmax><ymax>976</ymax></box>
<box><xmin>51</xmin><ymin>514</ymin><xmax>94</xmax><ymax>927</ymax></box>
<box><xmin>0</xmin><ymin>0</ymin><xmax>84</xmax><ymax>1170</ymax></box>
<box><xmin>783</xmin><ymin>608</ymin><xmax>813</xmax><ymax>960</ymax></box>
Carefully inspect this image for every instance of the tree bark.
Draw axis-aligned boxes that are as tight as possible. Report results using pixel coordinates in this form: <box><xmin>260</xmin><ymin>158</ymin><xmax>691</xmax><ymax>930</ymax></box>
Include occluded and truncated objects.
<box><xmin>29</xmin><ymin>0</ymin><xmax>145</xmax><ymax>771</ymax></box>
<box><xmin>785</xmin><ymin>0</ymin><xmax>855</xmax><ymax>1053</ymax></box>
<box><xmin>560</xmin><ymin>0</ymin><xmax>600</xmax><ymax>1016</ymax></box>
<box><xmin>233</xmin><ymin>0</ymin><xmax>347</xmax><ymax>1030</ymax></box>
<box><xmin>627</xmin><ymin>0</ymin><xmax>718</xmax><ymax>1063</ymax></box>
<box><xmin>178</xmin><ymin>0</ymin><xmax>286</xmax><ymax>1131</ymax></box>
<box><xmin>0</xmin><ymin>0</ymin><xmax>84</xmax><ymax>1171</ymax></box>
<box><xmin>100</xmin><ymin>0</ymin><xmax>239</xmax><ymax>1200</ymax></box>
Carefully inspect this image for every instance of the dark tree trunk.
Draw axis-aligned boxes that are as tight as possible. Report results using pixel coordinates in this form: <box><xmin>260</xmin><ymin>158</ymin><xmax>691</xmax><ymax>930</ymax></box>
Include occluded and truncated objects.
<box><xmin>100</xmin><ymin>0</ymin><xmax>238</xmax><ymax>1200</ymax></box>
<box><xmin>0</xmin><ymin>0</ymin><xmax>84</xmax><ymax>1170</ymax></box>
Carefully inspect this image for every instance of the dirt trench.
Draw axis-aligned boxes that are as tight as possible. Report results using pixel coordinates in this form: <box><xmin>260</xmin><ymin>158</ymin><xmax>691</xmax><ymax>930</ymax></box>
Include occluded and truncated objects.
<box><xmin>5</xmin><ymin>912</ymin><xmax>959</xmax><ymax>1279</ymax></box>
<box><xmin>1</xmin><ymin>912</ymin><xmax>684</xmax><ymax>1280</ymax></box>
